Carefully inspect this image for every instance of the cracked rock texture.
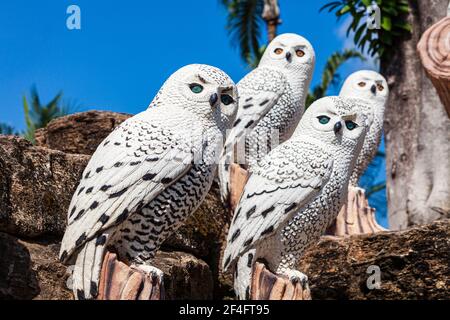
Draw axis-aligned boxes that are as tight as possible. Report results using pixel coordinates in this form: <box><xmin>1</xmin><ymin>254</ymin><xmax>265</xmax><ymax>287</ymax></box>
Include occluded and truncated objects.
<box><xmin>0</xmin><ymin>135</ymin><xmax>89</xmax><ymax>238</ymax></box>
<box><xmin>299</xmin><ymin>220</ymin><xmax>450</xmax><ymax>299</ymax></box>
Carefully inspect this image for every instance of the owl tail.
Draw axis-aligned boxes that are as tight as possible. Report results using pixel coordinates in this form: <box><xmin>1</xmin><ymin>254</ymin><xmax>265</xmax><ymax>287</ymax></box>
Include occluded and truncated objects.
<box><xmin>71</xmin><ymin>234</ymin><xmax>110</xmax><ymax>300</ymax></box>
<box><xmin>233</xmin><ymin>249</ymin><xmax>256</xmax><ymax>300</ymax></box>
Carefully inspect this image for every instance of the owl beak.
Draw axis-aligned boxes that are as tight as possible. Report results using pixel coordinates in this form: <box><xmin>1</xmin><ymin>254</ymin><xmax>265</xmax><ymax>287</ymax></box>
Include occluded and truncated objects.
<box><xmin>286</xmin><ymin>51</ymin><xmax>292</xmax><ymax>62</ymax></box>
<box><xmin>334</xmin><ymin>121</ymin><xmax>343</xmax><ymax>134</ymax></box>
<box><xmin>209</xmin><ymin>93</ymin><xmax>218</xmax><ymax>107</ymax></box>
<box><xmin>371</xmin><ymin>84</ymin><xmax>377</xmax><ymax>95</ymax></box>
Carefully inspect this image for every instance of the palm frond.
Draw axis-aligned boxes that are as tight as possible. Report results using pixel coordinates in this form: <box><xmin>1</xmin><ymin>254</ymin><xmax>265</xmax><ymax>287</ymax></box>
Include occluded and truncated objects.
<box><xmin>22</xmin><ymin>86</ymin><xmax>76</xmax><ymax>143</ymax></box>
<box><xmin>23</xmin><ymin>95</ymin><xmax>36</xmax><ymax>142</ymax></box>
<box><xmin>220</xmin><ymin>0</ymin><xmax>264</xmax><ymax>64</ymax></box>
<box><xmin>0</xmin><ymin>123</ymin><xmax>17</xmax><ymax>135</ymax></box>
<box><xmin>366</xmin><ymin>182</ymin><xmax>386</xmax><ymax>197</ymax></box>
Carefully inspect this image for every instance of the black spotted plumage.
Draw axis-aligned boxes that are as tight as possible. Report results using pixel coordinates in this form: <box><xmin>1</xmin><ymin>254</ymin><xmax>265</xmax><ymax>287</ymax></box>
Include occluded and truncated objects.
<box><xmin>59</xmin><ymin>64</ymin><xmax>237</xmax><ymax>301</ymax></box>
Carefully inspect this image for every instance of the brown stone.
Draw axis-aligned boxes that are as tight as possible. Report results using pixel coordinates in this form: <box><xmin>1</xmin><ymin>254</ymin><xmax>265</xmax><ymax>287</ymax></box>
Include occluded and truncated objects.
<box><xmin>0</xmin><ymin>231</ymin><xmax>214</xmax><ymax>300</ymax></box>
<box><xmin>0</xmin><ymin>232</ymin><xmax>72</xmax><ymax>300</ymax></box>
<box><xmin>35</xmin><ymin>111</ymin><xmax>131</xmax><ymax>155</ymax></box>
<box><xmin>0</xmin><ymin>135</ymin><xmax>89</xmax><ymax>238</ymax></box>
<box><xmin>153</xmin><ymin>250</ymin><xmax>214</xmax><ymax>300</ymax></box>
<box><xmin>299</xmin><ymin>220</ymin><xmax>450</xmax><ymax>299</ymax></box>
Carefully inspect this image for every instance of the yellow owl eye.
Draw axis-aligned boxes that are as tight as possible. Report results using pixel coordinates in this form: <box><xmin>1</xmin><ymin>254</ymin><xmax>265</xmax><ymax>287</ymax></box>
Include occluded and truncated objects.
<box><xmin>274</xmin><ymin>48</ymin><xmax>283</xmax><ymax>55</ymax></box>
<box><xmin>377</xmin><ymin>84</ymin><xmax>384</xmax><ymax>91</ymax></box>
<box><xmin>296</xmin><ymin>49</ymin><xmax>305</xmax><ymax>57</ymax></box>
<box><xmin>358</xmin><ymin>82</ymin><xmax>366</xmax><ymax>87</ymax></box>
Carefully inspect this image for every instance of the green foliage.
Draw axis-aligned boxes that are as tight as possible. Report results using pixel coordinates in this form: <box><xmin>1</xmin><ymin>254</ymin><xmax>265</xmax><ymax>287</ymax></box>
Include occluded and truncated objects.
<box><xmin>366</xmin><ymin>182</ymin><xmax>386</xmax><ymax>197</ymax></box>
<box><xmin>306</xmin><ymin>49</ymin><xmax>365</xmax><ymax>108</ymax></box>
<box><xmin>321</xmin><ymin>0</ymin><xmax>412</xmax><ymax>58</ymax></box>
<box><xmin>0</xmin><ymin>123</ymin><xmax>17</xmax><ymax>135</ymax></box>
<box><xmin>22</xmin><ymin>86</ymin><xmax>74</xmax><ymax>143</ymax></box>
<box><xmin>220</xmin><ymin>0</ymin><xmax>265</xmax><ymax>66</ymax></box>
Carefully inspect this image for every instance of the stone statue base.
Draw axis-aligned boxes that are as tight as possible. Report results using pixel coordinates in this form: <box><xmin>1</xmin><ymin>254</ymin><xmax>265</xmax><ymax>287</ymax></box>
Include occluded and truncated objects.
<box><xmin>326</xmin><ymin>186</ymin><xmax>387</xmax><ymax>236</ymax></box>
<box><xmin>251</xmin><ymin>262</ymin><xmax>311</xmax><ymax>300</ymax></box>
<box><xmin>97</xmin><ymin>251</ymin><xmax>164</xmax><ymax>300</ymax></box>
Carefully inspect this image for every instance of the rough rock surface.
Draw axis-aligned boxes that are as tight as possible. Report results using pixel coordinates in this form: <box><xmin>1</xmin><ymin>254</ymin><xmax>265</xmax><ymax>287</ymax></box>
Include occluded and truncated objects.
<box><xmin>35</xmin><ymin>111</ymin><xmax>131</xmax><ymax>155</ymax></box>
<box><xmin>3</xmin><ymin>220</ymin><xmax>448</xmax><ymax>300</ymax></box>
<box><xmin>153</xmin><ymin>251</ymin><xmax>214</xmax><ymax>300</ymax></box>
<box><xmin>0</xmin><ymin>135</ymin><xmax>89</xmax><ymax>238</ymax></box>
<box><xmin>2</xmin><ymin>111</ymin><xmax>448</xmax><ymax>300</ymax></box>
<box><xmin>0</xmin><ymin>232</ymin><xmax>71</xmax><ymax>300</ymax></box>
<box><xmin>0</xmin><ymin>232</ymin><xmax>214</xmax><ymax>300</ymax></box>
<box><xmin>299</xmin><ymin>220</ymin><xmax>450</xmax><ymax>299</ymax></box>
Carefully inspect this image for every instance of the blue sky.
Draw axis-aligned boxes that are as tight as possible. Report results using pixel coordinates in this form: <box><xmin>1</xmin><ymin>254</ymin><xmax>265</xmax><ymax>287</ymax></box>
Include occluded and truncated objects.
<box><xmin>0</xmin><ymin>0</ymin><xmax>387</xmax><ymax>226</ymax></box>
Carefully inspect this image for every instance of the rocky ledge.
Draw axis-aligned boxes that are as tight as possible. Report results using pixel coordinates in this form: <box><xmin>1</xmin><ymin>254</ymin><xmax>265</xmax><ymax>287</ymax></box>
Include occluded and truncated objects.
<box><xmin>1</xmin><ymin>111</ymin><xmax>448</xmax><ymax>300</ymax></box>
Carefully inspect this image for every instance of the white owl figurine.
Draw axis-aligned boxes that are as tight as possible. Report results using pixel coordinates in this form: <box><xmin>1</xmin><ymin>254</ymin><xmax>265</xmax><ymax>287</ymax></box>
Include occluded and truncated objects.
<box><xmin>223</xmin><ymin>96</ymin><xmax>370</xmax><ymax>299</ymax></box>
<box><xmin>339</xmin><ymin>70</ymin><xmax>389</xmax><ymax>186</ymax></box>
<box><xmin>218</xmin><ymin>33</ymin><xmax>315</xmax><ymax>203</ymax></box>
<box><xmin>59</xmin><ymin>64</ymin><xmax>238</xmax><ymax>299</ymax></box>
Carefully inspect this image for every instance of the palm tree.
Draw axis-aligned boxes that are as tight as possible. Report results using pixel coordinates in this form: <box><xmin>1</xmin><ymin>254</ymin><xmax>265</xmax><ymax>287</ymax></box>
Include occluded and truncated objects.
<box><xmin>220</xmin><ymin>0</ymin><xmax>281</xmax><ymax>66</ymax></box>
<box><xmin>0</xmin><ymin>123</ymin><xmax>17</xmax><ymax>135</ymax></box>
<box><xmin>23</xmin><ymin>86</ymin><xmax>73</xmax><ymax>143</ymax></box>
<box><xmin>306</xmin><ymin>49</ymin><xmax>365</xmax><ymax>108</ymax></box>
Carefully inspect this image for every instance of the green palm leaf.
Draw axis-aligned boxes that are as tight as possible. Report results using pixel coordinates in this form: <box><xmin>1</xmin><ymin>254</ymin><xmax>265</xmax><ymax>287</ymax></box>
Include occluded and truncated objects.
<box><xmin>220</xmin><ymin>0</ymin><xmax>264</xmax><ymax>65</ymax></box>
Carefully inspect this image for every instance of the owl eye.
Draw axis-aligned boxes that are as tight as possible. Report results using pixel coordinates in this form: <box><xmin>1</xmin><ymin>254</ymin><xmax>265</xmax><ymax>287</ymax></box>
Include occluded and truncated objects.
<box><xmin>221</xmin><ymin>94</ymin><xmax>234</xmax><ymax>105</ymax></box>
<box><xmin>317</xmin><ymin>116</ymin><xmax>330</xmax><ymax>125</ymax></box>
<box><xmin>274</xmin><ymin>48</ymin><xmax>284</xmax><ymax>55</ymax></box>
<box><xmin>345</xmin><ymin>121</ymin><xmax>358</xmax><ymax>130</ymax></box>
<box><xmin>189</xmin><ymin>83</ymin><xmax>203</xmax><ymax>94</ymax></box>
<box><xmin>296</xmin><ymin>49</ymin><xmax>305</xmax><ymax>57</ymax></box>
<box><xmin>358</xmin><ymin>82</ymin><xmax>366</xmax><ymax>87</ymax></box>
<box><xmin>377</xmin><ymin>84</ymin><xmax>384</xmax><ymax>91</ymax></box>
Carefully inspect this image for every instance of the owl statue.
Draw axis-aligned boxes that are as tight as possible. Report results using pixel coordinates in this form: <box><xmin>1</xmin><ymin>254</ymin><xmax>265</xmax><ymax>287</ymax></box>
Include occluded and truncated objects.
<box><xmin>339</xmin><ymin>70</ymin><xmax>389</xmax><ymax>186</ymax></box>
<box><xmin>223</xmin><ymin>96</ymin><xmax>369</xmax><ymax>299</ymax></box>
<box><xmin>218</xmin><ymin>33</ymin><xmax>315</xmax><ymax>203</ymax></box>
<box><xmin>59</xmin><ymin>64</ymin><xmax>238</xmax><ymax>299</ymax></box>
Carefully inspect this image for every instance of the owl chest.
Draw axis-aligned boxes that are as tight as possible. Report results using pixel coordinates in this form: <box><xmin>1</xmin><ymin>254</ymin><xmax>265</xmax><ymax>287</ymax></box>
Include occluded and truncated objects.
<box><xmin>280</xmin><ymin>175</ymin><xmax>345</xmax><ymax>250</ymax></box>
<box><xmin>114</xmin><ymin>164</ymin><xmax>214</xmax><ymax>263</ymax></box>
<box><xmin>256</xmin><ymin>86</ymin><xmax>302</xmax><ymax>141</ymax></box>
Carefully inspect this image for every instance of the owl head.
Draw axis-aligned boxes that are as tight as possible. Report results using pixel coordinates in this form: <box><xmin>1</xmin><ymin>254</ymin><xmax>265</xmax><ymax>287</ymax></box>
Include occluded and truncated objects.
<box><xmin>296</xmin><ymin>96</ymin><xmax>369</xmax><ymax>152</ymax></box>
<box><xmin>339</xmin><ymin>70</ymin><xmax>389</xmax><ymax>108</ymax></box>
<box><xmin>150</xmin><ymin>64</ymin><xmax>238</xmax><ymax>130</ymax></box>
<box><xmin>259</xmin><ymin>33</ymin><xmax>315</xmax><ymax>73</ymax></box>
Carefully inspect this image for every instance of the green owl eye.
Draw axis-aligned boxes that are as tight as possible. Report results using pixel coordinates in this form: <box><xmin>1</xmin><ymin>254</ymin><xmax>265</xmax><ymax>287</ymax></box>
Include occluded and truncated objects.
<box><xmin>317</xmin><ymin>116</ymin><xmax>330</xmax><ymax>125</ymax></box>
<box><xmin>221</xmin><ymin>94</ymin><xmax>234</xmax><ymax>105</ymax></box>
<box><xmin>345</xmin><ymin>121</ymin><xmax>358</xmax><ymax>130</ymax></box>
<box><xmin>189</xmin><ymin>83</ymin><xmax>203</xmax><ymax>94</ymax></box>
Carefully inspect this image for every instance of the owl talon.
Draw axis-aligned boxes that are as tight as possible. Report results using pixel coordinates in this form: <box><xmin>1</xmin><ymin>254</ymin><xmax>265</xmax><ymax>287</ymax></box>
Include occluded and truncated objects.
<box><xmin>283</xmin><ymin>269</ymin><xmax>309</xmax><ymax>288</ymax></box>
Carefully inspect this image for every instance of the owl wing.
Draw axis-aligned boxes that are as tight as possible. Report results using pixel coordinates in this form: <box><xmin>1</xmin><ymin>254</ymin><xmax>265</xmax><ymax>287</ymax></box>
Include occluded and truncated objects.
<box><xmin>60</xmin><ymin>111</ymin><xmax>198</xmax><ymax>262</ymax></box>
<box><xmin>218</xmin><ymin>67</ymin><xmax>287</xmax><ymax>203</ymax></box>
<box><xmin>222</xmin><ymin>140</ymin><xmax>333</xmax><ymax>271</ymax></box>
